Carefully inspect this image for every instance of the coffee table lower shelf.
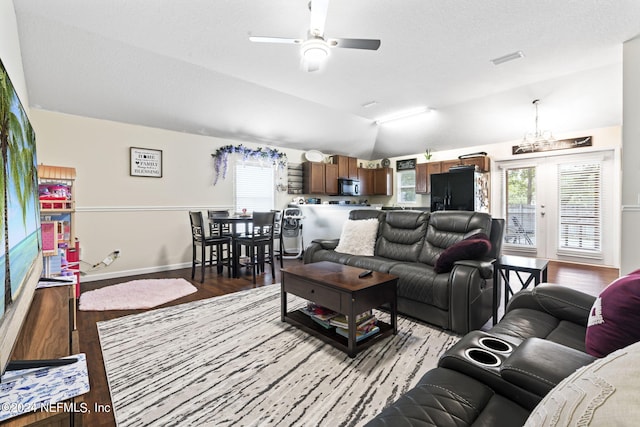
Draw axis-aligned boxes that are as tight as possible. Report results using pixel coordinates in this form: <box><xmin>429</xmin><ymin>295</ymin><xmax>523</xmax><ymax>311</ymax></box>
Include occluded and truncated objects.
<box><xmin>283</xmin><ymin>309</ymin><xmax>394</xmax><ymax>357</ymax></box>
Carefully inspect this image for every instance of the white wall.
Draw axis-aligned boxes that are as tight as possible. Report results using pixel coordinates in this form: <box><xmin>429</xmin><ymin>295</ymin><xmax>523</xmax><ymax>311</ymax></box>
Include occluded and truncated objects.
<box><xmin>0</xmin><ymin>0</ymin><xmax>27</xmax><ymax>105</ymax></box>
<box><xmin>621</xmin><ymin>36</ymin><xmax>640</xmax><ymax>274</ymax></box>
<box><xmin>32</xmin><ymin>109</ymin><xmax>308</xmax><ymax>280</ymax></box>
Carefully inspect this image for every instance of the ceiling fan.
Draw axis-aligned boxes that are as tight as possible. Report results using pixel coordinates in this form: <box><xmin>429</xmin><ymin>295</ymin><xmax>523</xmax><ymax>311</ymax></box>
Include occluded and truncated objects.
<box><xmin>249</xmin><ymin>0</ymin><xmax>381</xmax><ymax>72</ymax></box>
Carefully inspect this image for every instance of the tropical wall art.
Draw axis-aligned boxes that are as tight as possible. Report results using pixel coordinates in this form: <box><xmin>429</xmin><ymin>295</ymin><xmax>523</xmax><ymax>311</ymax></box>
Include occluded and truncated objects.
<box><xmin>0</xmin><ymin>57</ymin><xmax>43</xmax><ymax>375</ymax></box>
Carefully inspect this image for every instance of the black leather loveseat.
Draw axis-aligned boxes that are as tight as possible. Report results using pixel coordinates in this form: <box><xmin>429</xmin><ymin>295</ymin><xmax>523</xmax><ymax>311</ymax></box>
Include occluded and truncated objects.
<box><xmin>365</xmin><ymin>283</ymin><xmax>640</xmax><ymax>426</ymax></box>
<box><xmin>303</xmin><ymin>209</ymin><xmax>505</xmax><ymax>334</ymax></box>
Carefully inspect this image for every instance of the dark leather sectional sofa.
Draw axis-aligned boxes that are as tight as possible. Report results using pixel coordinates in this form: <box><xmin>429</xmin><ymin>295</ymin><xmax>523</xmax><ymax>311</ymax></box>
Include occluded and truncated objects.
<box><xmin>303</xmin><ymin>209</ymin><xmax>505</xmax><ymax>334</ymax></box>
<box><xmin>365</xmin><ymin>283</ymin><xmax>605</xmax><ymax>426</ymax></box>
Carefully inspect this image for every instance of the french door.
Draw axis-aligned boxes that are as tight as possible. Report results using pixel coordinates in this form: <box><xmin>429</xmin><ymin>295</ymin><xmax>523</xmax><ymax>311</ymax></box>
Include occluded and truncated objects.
<box><xmin>495</xmin><ymin>151</ymin><xmax>617</xmax><ymax>266</ymax></box>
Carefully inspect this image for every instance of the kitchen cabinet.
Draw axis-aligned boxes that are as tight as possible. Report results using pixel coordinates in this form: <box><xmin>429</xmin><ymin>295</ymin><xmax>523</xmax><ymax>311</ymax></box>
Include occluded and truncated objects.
<box><xmin>333</xmin><ymin>155</ymin><xmax>358</xmax><ymax>179</ymax></box>
<box><xmin>303</xmin><ymin>162</ymin><xmax>339</xmax><ymax>195</ymax></box>
<box><xmin>415</xmin><ymin>162</ymin><xmax>442</xmax><ymax>194</ymax></box>
<box><xmin>463</xmin><ymin>156</ymin><xmax>490</xmax><ymax>172</ymax></box>
<box><xmin>303</xmin><ymin>162</ymin><xmax>325</xmax><ymax>194</ymax></box>
<box><xmin>373</xmin><ymin>167</ymin><xmax>393</xmax><ymax>196</ymax></box>
<box><xmin>440</xmin><ymin>159</ymin><xmax>462</xmax><ymax>173</ymax></box>
<box><xmin>325</xmin><ymin>163</ymin><xmax>339</xmax><ymax>195</ymax></box>
<box><xmin>440</xmin><ymin>156</ymin><xmax>490</xmax><ymax>173</ymax></box>
<box><xmin>357</xmin><ymin>167</ymin><xmax>374</xmax><ymax>196</ymax></box>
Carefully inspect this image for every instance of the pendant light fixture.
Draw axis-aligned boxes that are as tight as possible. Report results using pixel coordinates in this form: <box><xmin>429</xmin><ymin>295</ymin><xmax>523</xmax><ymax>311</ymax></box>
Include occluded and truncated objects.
<box><xmin>517</xmin><ymin>99</ymin><xmax>557</xmax><ymax>153</ymax></box>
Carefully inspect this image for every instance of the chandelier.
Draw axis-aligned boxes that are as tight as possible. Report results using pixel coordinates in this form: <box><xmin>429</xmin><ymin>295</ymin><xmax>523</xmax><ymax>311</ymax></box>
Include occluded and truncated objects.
<box><xmin>517</xmin><ymin>99</ymin><xmax>557</xmax><ymax>153</ymax></box>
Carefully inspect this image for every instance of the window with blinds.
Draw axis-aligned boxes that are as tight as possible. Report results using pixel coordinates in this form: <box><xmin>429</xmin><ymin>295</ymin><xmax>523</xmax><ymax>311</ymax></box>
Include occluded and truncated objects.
<box><xmin>234</xmin><ymin>160</ymin><xmax>275</xmax><ymax>213</ymax></box>
<box><xmin>558</xmin><ymin>161</ymin><xmax>601</xmax><ymax>253</ymax></box>
<box><xmin>397</xmin><ymin>170</ymin><xmax>416</xmax><ymax>204</ymax></box>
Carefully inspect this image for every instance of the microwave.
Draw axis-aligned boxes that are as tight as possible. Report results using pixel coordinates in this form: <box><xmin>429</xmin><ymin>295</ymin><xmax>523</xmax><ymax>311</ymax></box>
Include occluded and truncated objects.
<box><xmin>338</xmin><ymin>178</ymin><xmax>360</xmax><ymax>196</ymax></box>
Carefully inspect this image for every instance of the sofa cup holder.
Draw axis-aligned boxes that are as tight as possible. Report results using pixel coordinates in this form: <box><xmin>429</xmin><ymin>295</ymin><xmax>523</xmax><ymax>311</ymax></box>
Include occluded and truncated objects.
<box><xmin>464</xmin><ymin>348</ymin><xmax>501</xmax><ymax>367</ymax></box>
<box><xmin>478</xmin><ymin>336</ymin><xmax>513</xmax><ymax>354</ymax></box>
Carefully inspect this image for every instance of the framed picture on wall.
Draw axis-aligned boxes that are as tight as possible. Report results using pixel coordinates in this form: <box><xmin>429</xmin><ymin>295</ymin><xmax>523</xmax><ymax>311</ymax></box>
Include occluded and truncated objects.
<box><xmin>396</xmin><ymin>158</ymin><xmax>416</xmax><ymax>170</ymax></box>
<box><xmin>130</xmin><ymin>147</ymin><xmax>163</xmax><ymax>177</ymax></box>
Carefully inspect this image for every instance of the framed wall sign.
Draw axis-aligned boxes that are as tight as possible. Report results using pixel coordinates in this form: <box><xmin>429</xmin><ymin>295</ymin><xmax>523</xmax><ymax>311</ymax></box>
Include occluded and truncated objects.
<box><xmin>396</xmin><ymin>158</ymin><xmax>416</xmax><ymax>171</ymax></box>
<box><xmin>512</xmin><ymin>136</ymin><xmax>592</xmax><ymax>155</ymax></box>
<box><xmin>130</xmin><ymin>147</ymin><xmax>163</xmax><ymax>177</ymax></box>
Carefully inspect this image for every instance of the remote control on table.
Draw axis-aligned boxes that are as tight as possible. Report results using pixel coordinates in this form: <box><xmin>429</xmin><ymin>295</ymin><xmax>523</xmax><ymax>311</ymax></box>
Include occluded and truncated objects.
<box><xmin>358</xmin><ymin>270</ymin><xmax>373</xmax><ymax>278</ymax></box>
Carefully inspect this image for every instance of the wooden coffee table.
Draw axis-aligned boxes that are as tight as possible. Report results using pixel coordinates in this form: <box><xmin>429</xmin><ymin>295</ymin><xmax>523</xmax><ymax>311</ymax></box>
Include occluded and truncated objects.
<box><xmin>281</xmin><ymin>261</ymin><xmax>398</xmax><ymax>358</ymax></box>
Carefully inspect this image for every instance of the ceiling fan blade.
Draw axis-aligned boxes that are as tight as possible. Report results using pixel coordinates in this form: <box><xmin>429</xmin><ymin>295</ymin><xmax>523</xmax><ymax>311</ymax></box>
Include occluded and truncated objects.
<box><xmin>249</xmin><ymin>36</ymin><xmax>302</xmax><ymax>45</ymax></box>
<box><xmin>309</xmin><ymin>0</ymin><xmax>329</xmax><ymax>37</ymax></box>
<box><xmin>328</xmin><ymin>38</ymin><xmax>381</xmax><ymax>50</ymax></box>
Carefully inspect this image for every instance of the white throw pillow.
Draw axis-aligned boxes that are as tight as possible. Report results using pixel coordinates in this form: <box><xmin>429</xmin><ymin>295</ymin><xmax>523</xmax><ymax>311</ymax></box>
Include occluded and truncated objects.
<box><xmin>334</xmin><ymin>219</ymin><xmax>379</xmax><ymax>256</ymax></box>
<box><xmin>524</xmin><ymin>340</ymin><xmax>640</xmax><ymax>426</ymax></box>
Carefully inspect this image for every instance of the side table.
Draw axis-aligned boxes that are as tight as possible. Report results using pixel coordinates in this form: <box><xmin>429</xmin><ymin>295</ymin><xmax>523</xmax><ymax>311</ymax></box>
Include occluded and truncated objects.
<box><xmin>493</xmin><ymin>255</ymin><xmax>549</xmax><ymax>325</ymax></box>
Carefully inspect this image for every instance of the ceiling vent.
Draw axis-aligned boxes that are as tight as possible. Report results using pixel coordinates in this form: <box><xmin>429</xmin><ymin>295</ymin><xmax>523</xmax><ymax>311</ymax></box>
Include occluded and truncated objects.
<box><xmin>491</xmin><ymin>51</ymin><xmax>524</xmax><ymax>66</ymax></box>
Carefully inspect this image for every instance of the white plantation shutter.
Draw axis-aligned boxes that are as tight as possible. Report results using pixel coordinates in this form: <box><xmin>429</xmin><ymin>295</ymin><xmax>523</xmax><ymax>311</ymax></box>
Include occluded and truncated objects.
<box><xmin>234</xmin><ymin>160</ymin><xmax>275</xmax><ymax>213</ymax></box>
<box><xmin>557</xmin><ymin>161</ymin><xmax>601</xmax><ymax>254</ymax></box>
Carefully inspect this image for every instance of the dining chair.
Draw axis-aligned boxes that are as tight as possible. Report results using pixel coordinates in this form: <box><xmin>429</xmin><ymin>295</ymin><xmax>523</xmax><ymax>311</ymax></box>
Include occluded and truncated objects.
<box><xmin>208</xmin><ymin>210</ymin><xmax>232</xmax><ymax>236</ymax></box>
<box><xmin>208</xmin><ymin>209</ymin><xmax>233</xmax><ymax>264</ymax></box>
<box><xmin>271</xmin><ymin>210</ymin><xmax>284</xmax><ymax>268</ymax></box>
<box><xmin>233</xmin><ymin>211</ymin><xmax>276</xmax><ymax>284</ymax></box>
<box><xmin>189</xmin><ymin>211</ymin><xmax>232</xmax><ymax>282</ymax></box>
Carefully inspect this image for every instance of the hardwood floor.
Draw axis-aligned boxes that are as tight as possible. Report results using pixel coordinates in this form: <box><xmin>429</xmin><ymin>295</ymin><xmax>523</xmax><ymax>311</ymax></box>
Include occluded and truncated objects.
<box><xmin>78</xmin><ymin>261</ymin><xmax>289</xmax><ymax>427</ymax></box>
<box><xmin>546</xmin><ymin>261</ymin><xmax>619</xmax><ymax>296</ymax></box>
<box><xmin>77</xmin><ymin>259</ymin><xmax>618</xmax><ymax>427</ymax></box>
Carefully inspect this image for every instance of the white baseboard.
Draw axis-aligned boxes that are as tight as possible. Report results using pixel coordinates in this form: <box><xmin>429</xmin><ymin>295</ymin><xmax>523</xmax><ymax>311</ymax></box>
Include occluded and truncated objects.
<box><xmin>80</xmin><ymin>262</ymin><xmax>192</xmax><ymax>282</ymax></box>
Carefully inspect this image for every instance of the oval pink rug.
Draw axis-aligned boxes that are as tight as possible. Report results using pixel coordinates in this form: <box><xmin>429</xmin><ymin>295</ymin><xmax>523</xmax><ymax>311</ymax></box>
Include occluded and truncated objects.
<box><xmin>79</xmin><ymin>278</ymin><xmax>197</xmax><ymax>311</ymax></box>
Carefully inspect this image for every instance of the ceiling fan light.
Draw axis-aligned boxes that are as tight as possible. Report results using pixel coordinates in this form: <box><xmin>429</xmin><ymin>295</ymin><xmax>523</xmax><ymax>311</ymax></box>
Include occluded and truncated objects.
<box><xmin>375</xmin><ymin>106</ymin><xmax>431</xmax><ymax>124</ymax></box>
<box><xmin>302</xmin><ymin>39</ymin><xmax>329</xmax><ymax>61</ymax></box>
<box><xmin>491</xmin><ymin>50</ymin><xmax>524</xmax><ymax>66</ymax></box>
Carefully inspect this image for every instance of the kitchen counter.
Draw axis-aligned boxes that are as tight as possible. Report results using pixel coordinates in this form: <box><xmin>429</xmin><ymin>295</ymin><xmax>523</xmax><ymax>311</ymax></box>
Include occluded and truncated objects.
<box><xmin>289</xmin><ymin>203</ymin><xmax>381</xmax><ymax>247</ymax></box>
<box><xmin>381</xmin><ymin>206</ymin><xmax>431</xmax><ymax>211</ymax></box>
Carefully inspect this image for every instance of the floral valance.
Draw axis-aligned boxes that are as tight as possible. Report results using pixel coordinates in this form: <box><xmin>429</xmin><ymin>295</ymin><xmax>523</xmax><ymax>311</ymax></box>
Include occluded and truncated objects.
<box><xmin>211</xmin><ymin>144</ymin><xmax>287</xmax><ymax>184</ymax></box>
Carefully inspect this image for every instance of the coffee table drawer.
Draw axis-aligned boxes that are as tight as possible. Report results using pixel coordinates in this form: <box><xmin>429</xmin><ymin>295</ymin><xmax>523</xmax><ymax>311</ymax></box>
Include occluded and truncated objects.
<box><xmin>284</xmin><ymin>278</ymin><xmax>341</xmax><ymax>310</ymax></box>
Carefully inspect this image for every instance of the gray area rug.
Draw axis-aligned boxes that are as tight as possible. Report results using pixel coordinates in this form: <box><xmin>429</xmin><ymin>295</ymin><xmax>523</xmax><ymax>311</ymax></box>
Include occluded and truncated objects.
<box><xmin>98</xmin><ymin>284</ymin><xmax>459</xmax><ymax>426</ymax></box>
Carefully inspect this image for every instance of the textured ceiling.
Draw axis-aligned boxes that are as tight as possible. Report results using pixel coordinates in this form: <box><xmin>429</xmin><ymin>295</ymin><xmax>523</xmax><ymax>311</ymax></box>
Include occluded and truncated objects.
<box><xmin>13</xmin><ymin>0</ymin><xmax>640</xmax><ymax>159</ymax></box>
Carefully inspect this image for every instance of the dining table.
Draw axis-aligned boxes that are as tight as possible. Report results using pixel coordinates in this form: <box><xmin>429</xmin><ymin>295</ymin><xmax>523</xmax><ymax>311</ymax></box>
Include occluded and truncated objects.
<box><xmin>209</xmin><ymin>214</ymin><xmax>253</xmax><ymax>278</ymax></box>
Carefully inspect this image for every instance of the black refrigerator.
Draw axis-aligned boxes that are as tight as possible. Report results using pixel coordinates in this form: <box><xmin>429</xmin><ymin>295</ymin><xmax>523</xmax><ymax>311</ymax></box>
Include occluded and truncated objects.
<box><xmin>430</xmin><ymin>168</ymin><xmax>489</xmax><ymax>212</ymax></box>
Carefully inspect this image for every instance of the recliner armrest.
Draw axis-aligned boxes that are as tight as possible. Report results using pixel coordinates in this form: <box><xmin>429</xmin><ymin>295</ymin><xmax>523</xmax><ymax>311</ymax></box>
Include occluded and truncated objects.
<box><xmin>303</xmin><ymin>240</ymin><xmax>340</xmax><ymax>264</ymax></box>
<box><xmin>311</xmin><ymin>239</ymin><xmax>339</xmax><ymax>250</ymax></box>
<box><xmin>506</xmin><ymin>283</ymin><xmax>596</xmax><ymax>326</ymax></box>
<box><xmin>453</xmin><ymin>258</ymin><xmax>494</xmax><ymax>280</ymax></box>
<box><xmin>500</xmin><ymin>337</ymin><xmax>596</xmax><ymax>397</ymax></box>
